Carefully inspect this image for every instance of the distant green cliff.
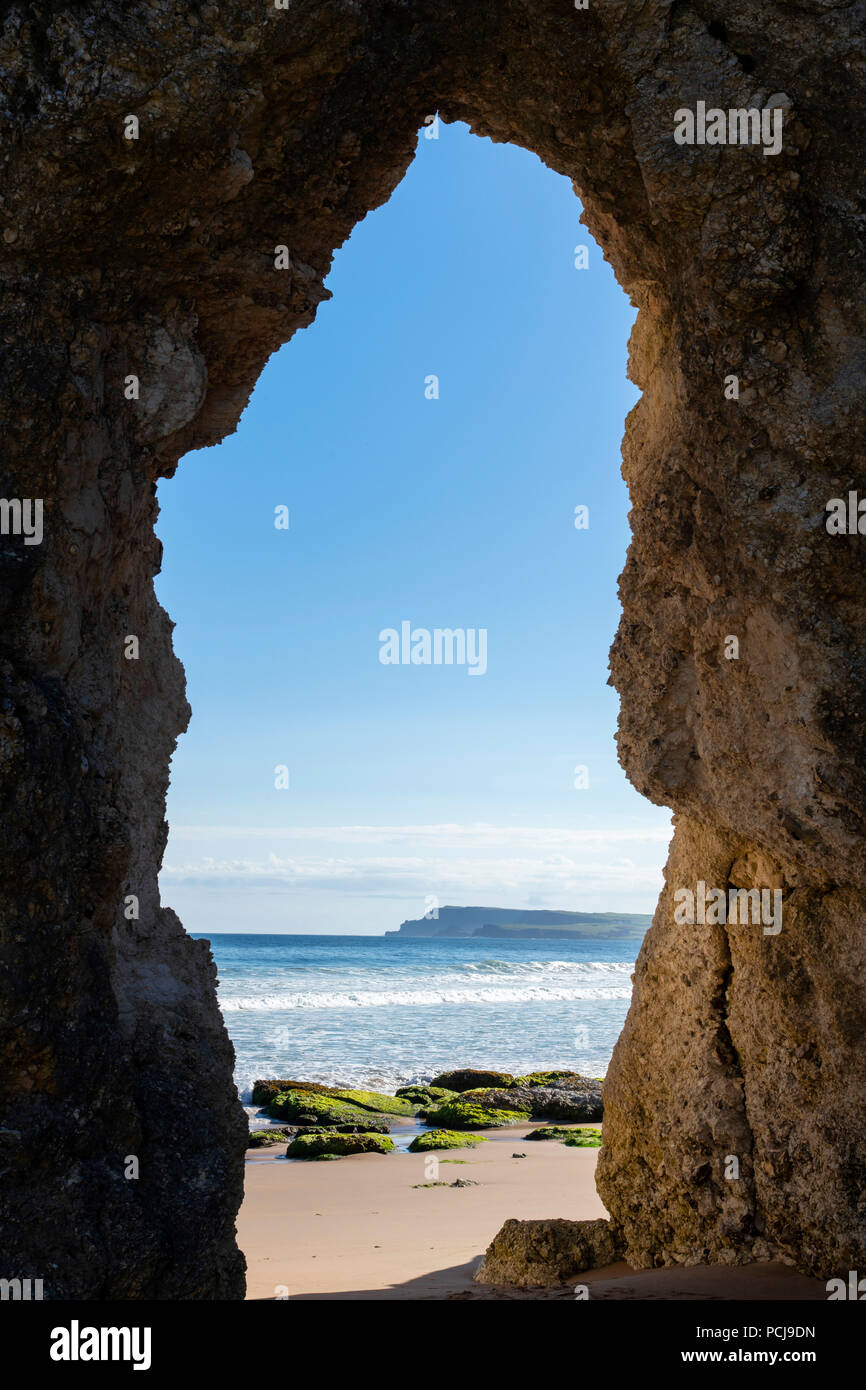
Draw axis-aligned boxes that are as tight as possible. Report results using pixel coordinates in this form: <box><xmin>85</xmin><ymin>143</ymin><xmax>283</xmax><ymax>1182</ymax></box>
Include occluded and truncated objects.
<box><xmin>386</xmin><ymin>906</ymin><xmax>651</xmax><ymax>939</ymax></box>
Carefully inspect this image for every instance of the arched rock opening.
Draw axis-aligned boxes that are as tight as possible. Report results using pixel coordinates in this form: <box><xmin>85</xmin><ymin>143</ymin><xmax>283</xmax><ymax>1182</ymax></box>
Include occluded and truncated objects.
<box><xmin>1</xmin><ymin>0</ymin><xmax>864</xmax><ymax>1296</ymax></box>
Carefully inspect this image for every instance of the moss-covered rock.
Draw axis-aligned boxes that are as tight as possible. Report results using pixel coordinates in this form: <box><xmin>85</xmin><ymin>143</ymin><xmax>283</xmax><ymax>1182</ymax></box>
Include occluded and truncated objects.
<box><xmin>429</xmin><ymin>1068</ymin><xmax>515</xmax><ymax>1092</ymax></box>
<box><xmin>396</xmin><ymin>1084</ymin><xmax>458</xmax><ymax>1107</ymax></box>
<box><xmin>562</xmin><ymin>1128</ymin><xmax>603</xmax><ymax>1148</ymax></box>
<box><xmin>285</xmin><ymin>1132</ymin><xmax>395</xmax><ymax>1159</ymax></box>
<box><xmin>408</xmin><ymin>1129</ymin><xmax>488</xmax><ymax>1152</ymax></box>
<box><xmin>251</xmin><ymin>1078</ymin><xmax>342</xmax><ymax>1106</ymax></box>
<box><xmin>267</xmin><ymin>1089</ymin><xmax>393</xmax><ymax>1129</ymax></box>
<box><xmin>330</xmin><ymin>1088</ymin><xmax>417</xmax><ymax>1116</ymax></box>
<box><xmin>302</xmin><ymin>1120</ymin><xmax>391</xmax><ymax>1134</ymax></box>
<box><xmin>257</xmin><ymin>1081</ymin><xmax>417</xmax><ymax>1117</ymax></box>
<box><xmin>513</xmin><ymin>1071</ymin><xmax>584</xmax><ymax>1088</ymax></box>
<box><xmin>526</xmin><ymin>1125</ymin><xmax>603</xmax><ymax>1147</ymax></box>
<box><xmin>415</xmin><ymin>1090</ymin><xmax>462</xmax><ymax>1118</ymax></box>
<box><xmin>422</xmin><ymin>1100</ymin><xmax>528</xmax><ymax>1130</ymax></box>
<box><xmin>247</xmin><ymin>1129</ymin><xmax>291</xmax><ymax>1147</ymax></box>
<box><xmin>460</xmin><ymin>1087</ymin><xmax>522</xmax><ymax>1105</ymax></box>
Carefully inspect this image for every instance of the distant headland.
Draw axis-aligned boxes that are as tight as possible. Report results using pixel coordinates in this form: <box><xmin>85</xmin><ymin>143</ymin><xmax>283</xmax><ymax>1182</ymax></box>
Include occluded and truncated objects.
<box><xmin>386</xmin><ymin>906</ymin><xmax>652</xmax><ymax>939</ymax></box>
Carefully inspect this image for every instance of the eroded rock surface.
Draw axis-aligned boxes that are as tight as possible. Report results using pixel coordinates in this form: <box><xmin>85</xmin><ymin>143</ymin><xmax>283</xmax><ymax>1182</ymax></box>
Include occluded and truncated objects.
<box><xmin>476</xmin><ymin>1218</ymin><xmax>624</xmax><ymax>1288</ymax></box>
<box><xmin>1</xmin><ymin>0</ymin><xmax>864</xmax><ymax>1295</ymax></box>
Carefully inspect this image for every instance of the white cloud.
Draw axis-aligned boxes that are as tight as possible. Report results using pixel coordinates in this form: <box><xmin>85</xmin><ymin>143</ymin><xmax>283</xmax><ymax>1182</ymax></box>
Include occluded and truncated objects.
<box><xmin>162</xmin><ymin>829</ymin><xmax>670</xmax><ymax>906</ymax></box>
<box><xmin>161</xmin><ymin>822</ymin><xmax>673</xmax><ymax>921</ymax></box>
<box><xmin>169</xmin><ymin>821</ymin><xmax>673</xmax><ymax>849</ymax></box>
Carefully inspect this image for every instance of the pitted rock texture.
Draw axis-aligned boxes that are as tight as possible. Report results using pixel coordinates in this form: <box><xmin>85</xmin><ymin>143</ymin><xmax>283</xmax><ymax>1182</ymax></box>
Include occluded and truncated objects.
<box><xmin>475</xmin><ymin>1218</ymin><xmax>624</xmax><ymax>1289</ymax></box>
<box><xmin>0</xmin><ymin>1</ymin><xmax>864</xmax><ymax>1294</ymax></box>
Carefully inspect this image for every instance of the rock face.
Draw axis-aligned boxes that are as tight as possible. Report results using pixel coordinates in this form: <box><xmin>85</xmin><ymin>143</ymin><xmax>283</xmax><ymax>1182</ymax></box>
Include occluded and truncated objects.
<box><xmin>0</xmin><ymin>1</ymin><xmax>864</xmax><ymax>1295</ymax></box>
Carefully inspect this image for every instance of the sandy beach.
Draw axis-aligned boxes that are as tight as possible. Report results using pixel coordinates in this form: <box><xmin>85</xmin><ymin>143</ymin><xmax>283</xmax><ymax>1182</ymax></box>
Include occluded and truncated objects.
<box><xmin>238</xmin><ymin>1120</ymin><xmax>827</xmax><ymax>1301</ymax></box>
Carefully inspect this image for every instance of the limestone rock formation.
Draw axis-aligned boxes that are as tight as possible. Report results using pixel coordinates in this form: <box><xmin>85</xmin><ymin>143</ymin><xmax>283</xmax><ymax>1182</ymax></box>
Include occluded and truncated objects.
<box><xmin>1</xmin><ymin>0</ymin><xmax>864</xmax><ymax>1296</ymax></box>
<box><xmin>475</xmin><ymin>1218</ymin><xmax>623</xmax><ymax>1289</ymax></box>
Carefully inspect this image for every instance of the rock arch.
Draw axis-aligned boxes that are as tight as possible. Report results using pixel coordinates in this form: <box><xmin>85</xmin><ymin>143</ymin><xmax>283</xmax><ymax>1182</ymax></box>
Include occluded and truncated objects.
<box><xmin>1</xmin><ymin>1</ymin><xmax>863</xmax><ymax>1296</ymax></box>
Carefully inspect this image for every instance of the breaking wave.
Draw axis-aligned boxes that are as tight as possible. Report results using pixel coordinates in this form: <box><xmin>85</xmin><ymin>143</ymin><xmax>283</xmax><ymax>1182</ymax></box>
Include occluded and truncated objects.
<box><xmin>220</xmin><ymin>979</ymin><xmax>633</xmax><ymax>1012</ymax></box>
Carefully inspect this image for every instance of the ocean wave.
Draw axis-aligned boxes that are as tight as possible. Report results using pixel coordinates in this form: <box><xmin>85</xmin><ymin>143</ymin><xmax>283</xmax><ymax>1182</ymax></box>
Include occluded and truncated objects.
<box><xmin>458</xmin><ymin>958</ymin><xmax>633</xmax><ymax>975</ymax></box>
<box><xmin>220</xmin><ymin>982</ymin><xmax>632</xmax><ymax>1011</ymax></box>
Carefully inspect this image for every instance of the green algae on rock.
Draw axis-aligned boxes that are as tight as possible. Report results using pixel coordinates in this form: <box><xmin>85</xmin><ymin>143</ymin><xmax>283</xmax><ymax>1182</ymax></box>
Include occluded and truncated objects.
<box><xmin>396</xmin><ymin>1085</ymin><xmax>459</xmax><ymax>1108</ymax></box>
<box><xmin>306</xmin><ymin>1120</ymin><xmax>391</xmax><ymax>1134</ymax></box>
<box><xmin>247</xmin><ymin>1130</ymin><xmax>291</xmax><ymax>1147</ymax></box>
<box><xmin>286</xmin><ymin>1132</ymin><xmax>395</xmax><ymax>1159</ymax></box>
<box><xmin>267</xmin><ymin>1089</ymin><xmax>392</xmax><ymax>1129</ymax></box>
<box><xmin>527</xmin><ymin>1126</ymin><xmax>604</xmax><ymax>1146</ymax></box>
<box><xmin>408</xmin><ymin>1129</ymin><xmax>488</xmax><ymax>1152</ymax></box>
<box><xmin>252</xmin><ymin>1079</ymin><xmax>343</xmax><ymax>1106</ymax></box>
<box><xmin>513</xmin><ymin>1071</ymin><xmax>586</xmax><ymax>1088</ymax></box>
<box><xmin>254</xmin><ymin>1080</ymin><xmax>416</xmax><ymax>1116</ymax></box>
<box><xmin>330</xmin><ymin>1088</ymin><xmax>417</xmax><ymax>1116</ymax></box>
<box><xmin>422</xmin><ymin>1100</ymin><xmax>528</xmax><ymax>1130</ymax></box>
<box><xmin>563</xmin><ymin>1129</ymin><xmax>603</xmax><ymax>1148</ymax></box>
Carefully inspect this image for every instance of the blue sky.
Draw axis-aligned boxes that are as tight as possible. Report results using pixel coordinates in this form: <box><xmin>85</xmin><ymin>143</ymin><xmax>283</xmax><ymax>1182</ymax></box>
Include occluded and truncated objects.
<box><xmin>156</xmin><ymin>120</ymin><xmax>672</xmax><ymax>934</ymax></box>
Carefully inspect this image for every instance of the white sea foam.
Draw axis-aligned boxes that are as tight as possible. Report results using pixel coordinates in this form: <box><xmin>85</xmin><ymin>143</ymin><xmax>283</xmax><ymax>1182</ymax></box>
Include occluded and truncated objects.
<box><xmin>220</xmin><ymin>981</ymin><xmax>632</xmax><ymax>1011</ymax></box>
<box><xmin>457</xmin><ymin>958</ymin><xmax>632</xmax><ymax>975</ymax></box>
<box><xmin>220</xmin><ymin>959</ymin><xmax>634</xmax><ymax>1010</ymax></box>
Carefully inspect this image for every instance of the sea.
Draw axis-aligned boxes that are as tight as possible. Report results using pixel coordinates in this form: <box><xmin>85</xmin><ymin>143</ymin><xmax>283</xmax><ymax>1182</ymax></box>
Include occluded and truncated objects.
<box><xmin>193</xmin><ymin>933</ymin><xmax>638</xmax><ymax>1124</ymax></box>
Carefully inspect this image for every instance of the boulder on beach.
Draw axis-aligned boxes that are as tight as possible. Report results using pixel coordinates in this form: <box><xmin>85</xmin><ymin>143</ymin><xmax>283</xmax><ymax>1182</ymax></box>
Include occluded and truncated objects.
<box><xmin>285</xmin><ymin>1132</ymin><xmax>395</xmax><ymax>1159</ymax></box>
<box><xmin>528</xmin><ymin>1083</ymin><xmax>602</xmax><ymax>1122</ymax></box>
<box><xmin>422</xmin><ymin>1099</ymin><xmax>528</xmax><ymax>1130</ymax></box>
<box><xmin>267</xmin><ymin>1089</ymin><xmax>393</xmax><ymax>1129</ymax></box>
<box><xmin>396</xmin><ymin>1084</ymin><xmax>459</xmax><ymax>1107</ymax></box>
<box><xmin>460</xmin><ymin>1079</ymin><xmax>603</xmax><ymax>1122</ymax></box>
<box><xmin>253</xmin><ymin>1079</ymin><xmax>417</xmax><ymax>1115</ymax></box>
<box><xmin>475</xmin><ymin>1218</ymin><xmax>623</xmax><ymax>1287</ymax></box>
<box><xmin>526</xmin><ymin>1125</ymin><xmax>603</xmax><ymax>1146</ymax></box>
<box><xmin>407</xmin><ymin>1130</ymin><xmax>488</xmax><ymax>1152</ymax></box>
<box><xmin>247</xmin><ymin>1129</ymin><xmax>291</xmax><ymax>1147</ymax></box>
<box><xmin>251</xmin><ymin>1078</ymin><xmax>343</xmax><ymax>1106</ymax></box>
<box><xmin>429</xmin><ymin>1068</ymin><xmax>515</xmax><ymax>1092</ymax></box>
